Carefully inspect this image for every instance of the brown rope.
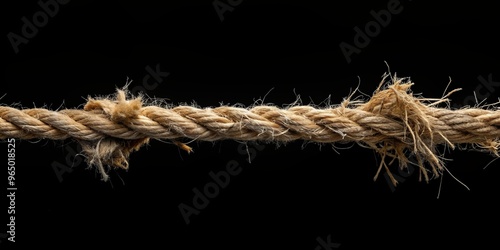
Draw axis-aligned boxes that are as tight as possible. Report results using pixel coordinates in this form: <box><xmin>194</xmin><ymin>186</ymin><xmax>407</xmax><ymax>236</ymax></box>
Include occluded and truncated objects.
<box><xmin>2</xmin><ymin>76</ymin><xmax>499</xmax><ymax>182</ymax></box>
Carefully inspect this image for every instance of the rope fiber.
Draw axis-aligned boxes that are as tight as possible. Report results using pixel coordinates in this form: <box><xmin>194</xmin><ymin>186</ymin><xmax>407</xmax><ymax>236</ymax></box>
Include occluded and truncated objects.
<box><xmin>2</xmin><ymin>75</ymin><xmax>498</xmax><ymax>182</ymax></box>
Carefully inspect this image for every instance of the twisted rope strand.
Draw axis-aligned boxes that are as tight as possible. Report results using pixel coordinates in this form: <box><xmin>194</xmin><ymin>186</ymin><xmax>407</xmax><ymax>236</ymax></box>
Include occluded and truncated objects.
<box><xmin>1</xmin><ymin>76</ymin><xmax>498</xmax><ymax>182</ymax></box>
<box><xmin>2</xmin><ymin>99</ymin><xmax>499</xmax><ymax>143</ymax></box>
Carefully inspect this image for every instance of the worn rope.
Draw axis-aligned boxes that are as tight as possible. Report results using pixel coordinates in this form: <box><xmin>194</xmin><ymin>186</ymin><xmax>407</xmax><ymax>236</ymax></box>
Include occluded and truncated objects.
<box><xmin>1</xmin><ymin>75</ymin><xmax>499</xmax><ymax>182</ymax></box>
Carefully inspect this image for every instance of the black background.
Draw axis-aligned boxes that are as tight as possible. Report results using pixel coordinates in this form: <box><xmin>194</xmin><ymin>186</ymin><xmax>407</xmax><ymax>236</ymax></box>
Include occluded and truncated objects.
<box><xmin>2</xmin><ymin>0</ymin><xmax>500</xmax><ymax>249</ymax></box>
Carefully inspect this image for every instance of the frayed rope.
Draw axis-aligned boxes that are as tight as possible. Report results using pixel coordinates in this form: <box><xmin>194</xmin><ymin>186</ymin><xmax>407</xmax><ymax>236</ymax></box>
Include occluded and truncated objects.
<box><xmin>1</xmin><ymin>74</ymin><xmax>499</xmax><ymax>183</ymax></box>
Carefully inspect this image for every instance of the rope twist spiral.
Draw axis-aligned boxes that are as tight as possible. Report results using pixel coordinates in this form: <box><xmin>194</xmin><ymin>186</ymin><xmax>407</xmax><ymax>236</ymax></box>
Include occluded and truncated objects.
<box><xmin>2</xmin><ymin>76</ymin><xmax>498</xmax><ymax>182</ymax></box>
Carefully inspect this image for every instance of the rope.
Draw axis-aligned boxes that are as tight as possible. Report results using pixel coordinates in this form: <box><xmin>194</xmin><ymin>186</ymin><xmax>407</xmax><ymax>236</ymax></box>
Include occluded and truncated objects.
<box><xmin>2</xmin><ymin>75</ymin><xmax>499</xmax><ymax>182</ymax></box>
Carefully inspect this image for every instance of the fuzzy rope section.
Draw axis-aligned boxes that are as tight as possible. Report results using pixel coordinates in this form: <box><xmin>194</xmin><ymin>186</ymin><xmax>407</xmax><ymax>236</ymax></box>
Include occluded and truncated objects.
<box><xmin>1</xmin><ymin>75</ymin><xmax>499</xmax><ymax>182</ymax></box>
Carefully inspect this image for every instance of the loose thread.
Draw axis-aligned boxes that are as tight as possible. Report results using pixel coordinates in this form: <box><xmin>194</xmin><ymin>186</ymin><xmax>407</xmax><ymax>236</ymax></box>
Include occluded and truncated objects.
<box><xmin>1</xmin><ymin>74</ymin><xmax>499</xmax><ymax>182</ymax></box>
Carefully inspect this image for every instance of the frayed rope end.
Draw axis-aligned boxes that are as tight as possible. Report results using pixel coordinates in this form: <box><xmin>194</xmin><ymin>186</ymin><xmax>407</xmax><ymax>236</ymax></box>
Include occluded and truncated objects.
<box><xmin>79</xmin><ymin>87</ymin><xmax>192</xmax><ymax>181</ymax></box>
<box><xmin>70</xmin><ymin>75</ymin><xmax>500</xmax><ymax>184</ymax></box>
<box><xmin>81</xmin><ymin>87</ymin><xmax>149</xmax><ymax>181</ymax></box>
<box><xmin>361</xmin><ymin>74</ymin><xmax>500</xmax><ymax>186</ymax></box>
<box><xmin>78</xmin><ymin>138</ymin><xmax>149</xmax><ymax>181</ymax></box>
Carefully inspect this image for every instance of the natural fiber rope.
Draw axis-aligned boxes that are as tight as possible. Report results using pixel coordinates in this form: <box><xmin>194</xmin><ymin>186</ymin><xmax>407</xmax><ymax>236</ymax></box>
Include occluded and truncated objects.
<box><xmin>2</xmin><ymin>75</ymin><xmax>499</xmax><ymax>182</ymax></box>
